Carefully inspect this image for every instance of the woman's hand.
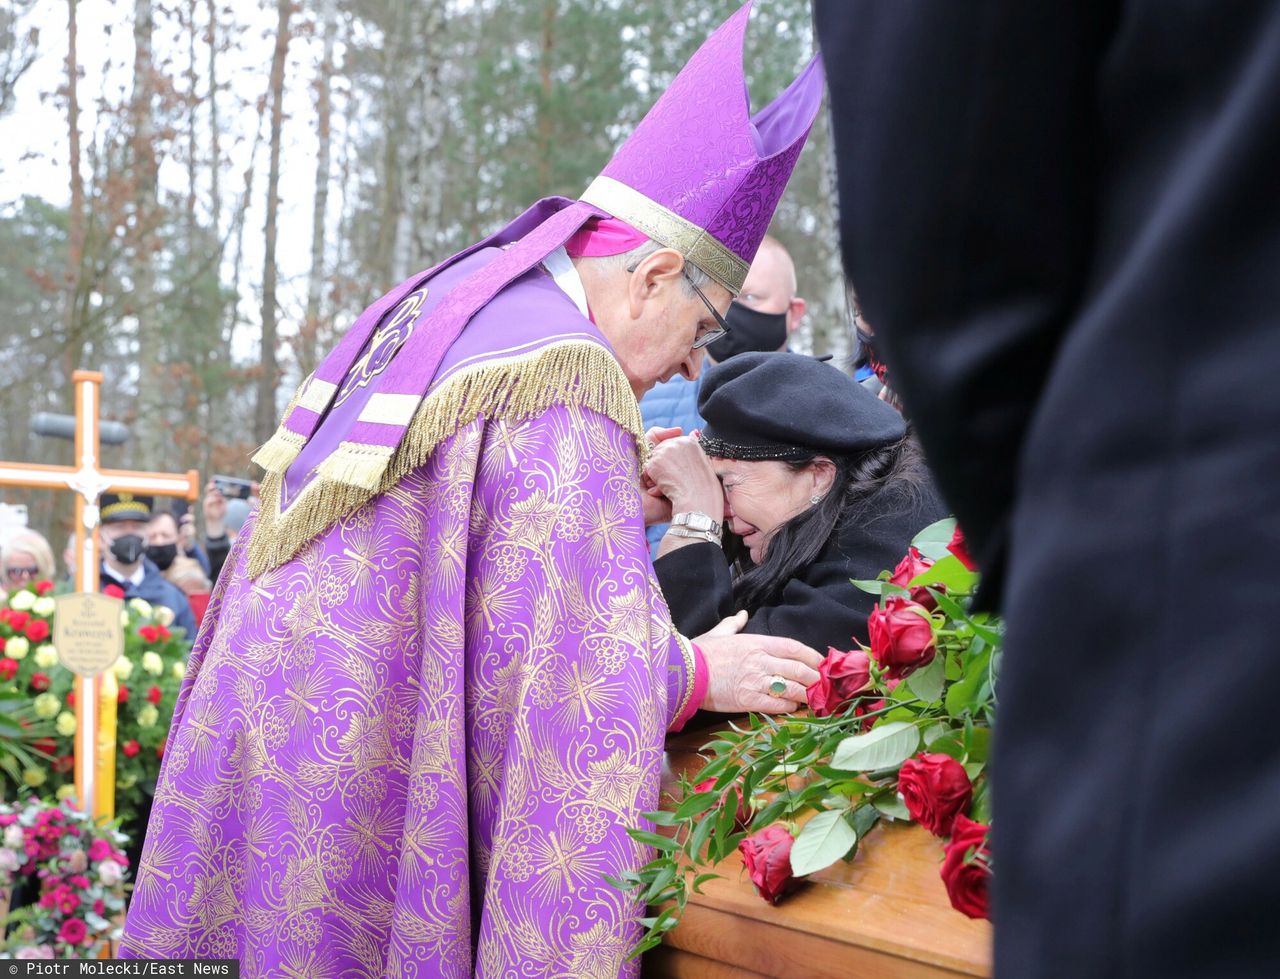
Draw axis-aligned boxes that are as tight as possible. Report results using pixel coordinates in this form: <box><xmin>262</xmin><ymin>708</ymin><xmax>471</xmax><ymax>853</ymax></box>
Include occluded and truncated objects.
<box><xmin>695</xmin><ymin>631</ymin><xmax>823</xmax><ymax>714</ymax></box>
<box><xmin>644</xmin><ymin>435</ymin><xmax>723</xmax><ymax>523</ymax></box>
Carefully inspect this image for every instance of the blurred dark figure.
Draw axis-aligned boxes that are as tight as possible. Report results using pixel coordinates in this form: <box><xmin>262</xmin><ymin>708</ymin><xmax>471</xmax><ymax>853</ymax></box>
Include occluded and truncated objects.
<box><xmin>816</xmin><ymin>3</ymin><xmax>1280</xmax><ymax>977</ymax></box>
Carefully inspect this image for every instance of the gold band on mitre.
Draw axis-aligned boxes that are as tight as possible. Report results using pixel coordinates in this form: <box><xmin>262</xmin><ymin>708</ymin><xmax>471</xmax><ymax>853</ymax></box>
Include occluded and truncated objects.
<box><xmin>579</xmin><ymin>175</ymin><xmax>749</xmax><ymax>295</ymax></box>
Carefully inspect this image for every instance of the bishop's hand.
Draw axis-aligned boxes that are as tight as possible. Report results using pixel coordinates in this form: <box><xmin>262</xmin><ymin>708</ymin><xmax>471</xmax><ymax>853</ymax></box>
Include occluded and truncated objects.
<box><xmin>695</xmin><ymin>631</ymin><xmax>822</xmax><ymax>714</ymax></box>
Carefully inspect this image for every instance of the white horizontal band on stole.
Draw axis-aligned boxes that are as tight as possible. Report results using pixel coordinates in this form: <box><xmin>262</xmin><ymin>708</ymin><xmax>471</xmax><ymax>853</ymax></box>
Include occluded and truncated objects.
<box><xmin>358</xmin><ymin>392</ymin><xmax>423</xmax><ymax>427</ymax></box>
<box><xmin>297</xmin><ymin>377</ymin><xmax>338</xmax><ymax>414</ymax></box>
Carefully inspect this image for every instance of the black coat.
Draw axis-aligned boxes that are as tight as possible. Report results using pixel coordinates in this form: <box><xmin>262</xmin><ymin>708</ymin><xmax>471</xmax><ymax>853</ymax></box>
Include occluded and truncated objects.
<box><xmin>655</xmin><ymin>480</ymin><xmax>945</xmax><ymax>652</ymax></box>
<box><xmin>816</xmin><ymin>2</ymin><xmax>1280</xmax><ymax>976</ymax></box>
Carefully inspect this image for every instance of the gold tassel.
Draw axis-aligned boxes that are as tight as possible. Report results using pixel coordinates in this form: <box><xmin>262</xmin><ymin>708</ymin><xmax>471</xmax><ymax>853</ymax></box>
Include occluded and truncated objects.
<box><xmin>250</xmin><ymin>427</ymin><xmax>307</xmax><ymax>472</ymax></box>
<box><xmin>245</xmin><ymin>339</ymin><xmax>646</xmax><ymax>578</ymax></box>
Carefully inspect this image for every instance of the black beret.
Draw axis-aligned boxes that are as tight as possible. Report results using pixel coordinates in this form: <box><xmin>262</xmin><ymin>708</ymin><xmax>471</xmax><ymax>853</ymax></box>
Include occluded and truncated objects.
<box><xmin>99</xmin><ymin>492</ymin><xmax>154</xmax><ymax>524</ymax></box>
<box><xmin>697</xmin><ymin>351</ymin><xmax>906</xmax><ymax>460</ymax></box>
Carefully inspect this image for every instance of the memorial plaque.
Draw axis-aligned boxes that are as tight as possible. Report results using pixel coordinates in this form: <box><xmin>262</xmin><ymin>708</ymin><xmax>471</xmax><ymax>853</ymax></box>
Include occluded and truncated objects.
<box><xmin>53</xmin><ymin>592</ymin><xmax>124</xmax><ymax>677</ymax></box>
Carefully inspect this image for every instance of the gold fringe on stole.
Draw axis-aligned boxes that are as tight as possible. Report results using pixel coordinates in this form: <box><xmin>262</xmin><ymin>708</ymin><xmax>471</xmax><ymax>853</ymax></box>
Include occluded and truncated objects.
<box><xmin>245</xmin><ymin>339</ymin><xmax>646</xmax><ymax>578</ymax></box>
<box><xmin>249</xmin><ymin>375</ymin><xmax>312</xmax><ymax>471</ymax></box>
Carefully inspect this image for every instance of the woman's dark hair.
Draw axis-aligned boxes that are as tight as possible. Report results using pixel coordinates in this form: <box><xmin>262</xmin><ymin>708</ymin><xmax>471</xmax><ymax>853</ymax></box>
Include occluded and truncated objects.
<box><xmin>731</xmin><ymin>435</ymin><xmax>932</xmax><ymax>612</ymax></box>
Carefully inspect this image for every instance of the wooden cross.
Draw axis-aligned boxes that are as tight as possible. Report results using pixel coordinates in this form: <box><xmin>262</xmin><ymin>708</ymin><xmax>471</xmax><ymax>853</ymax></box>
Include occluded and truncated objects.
<box><xmin>0</xmin><ymin>370</ymin><xmax>198</xmax><ymax>818</ymax></box>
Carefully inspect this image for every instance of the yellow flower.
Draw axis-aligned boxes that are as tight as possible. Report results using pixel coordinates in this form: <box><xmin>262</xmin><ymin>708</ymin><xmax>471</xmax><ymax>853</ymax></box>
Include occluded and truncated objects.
<box><xmin>6</xmin><ymin>636</ymin><xmax>29</xmax><ymax>660</ymax></box>
<box><xmin>137</xmin><ymin>704</ymin><xmax>159</xmax><ymax>729</ymax></box>
<box><xmin>128</xmin><ymin>598</ymin><xmax>153</xmax><ymax>618</ymax></box>
<box><xmin>32</xmin><ymin>596</ymin><xmax>56</xmax><ymax>617</ymax></box>
<box><xmin>33</xmin><ymin>644</ymin><xmax>59</xmax><ymax>669</ymax></box>
<box><xmin>154</xmin><ymin>606</ymin><xmax>175</xmax><ymax>628</ymax></box>
<box><xmin>119</xmin><ymin>611</ymin><xmax>130</xmax><ymax>627</ymax></box>
<box><xmin>56</xmin><ymin>784</ymin><xmax>78</xmax><ymax>802</ymax></box>
<box><xmin>33</xmin><ymin>693</ymin><xmax>60</xmax><ymax>719</ymax></box>
<box><xmin>141</xmin><ymin>652</ymin><xmax>164</xmax><ymax>676</ymax></box>
<box><xmin>9</xmin><ymin>590</ymin><xmax>35</xmax><ymax>612</ymax></box>
<box><xmin>171</xmin><ymin>660</ymin><xmax>186</xmax><ymax>680</ymax></box>
<box><xmin>22</xmin><ymin>766</ymin><xmax>46</xmax><ymax>787</ymax></box>
<box><xmin>117</xmin><ymin>773</ymin><xmax>137</xmax><ymax>790</ymax></box>
<box><xmin>56</xmin><ymin>711</ymin><xmax>77</xmax><ymax>737</ymax></box>
<box><xmin>112</xmin><ymin>656</ymin><xmax>133</xmax><ymax>680</ymax></box>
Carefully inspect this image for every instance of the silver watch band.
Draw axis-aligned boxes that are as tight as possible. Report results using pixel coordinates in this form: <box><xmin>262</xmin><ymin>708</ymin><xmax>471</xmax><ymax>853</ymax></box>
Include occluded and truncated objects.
<box><xmin>671</xmin><ymin>511</ymin><xmax>722</xmax><ymax>535</ymax></box>
<box><xmin>665</xmin><ymin>525</ymin><xmax>722</xmax><ymax>547</ymax></box>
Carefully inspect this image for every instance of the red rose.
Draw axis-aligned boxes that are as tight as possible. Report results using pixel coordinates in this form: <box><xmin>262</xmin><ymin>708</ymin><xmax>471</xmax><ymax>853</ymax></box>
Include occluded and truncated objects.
<box><xmin>853</xmin><ymin>697</ymin><xmax>887</xmax><ymax>732</ymax></box>
<box><xmin>32</xmin><ymin>737</ymin><xmax>56</xmax><ymax>756</ymax></box>
<box><xmin>739</xmin><ymin>824</ymin><xmax>800</xmax><ymax>905</ymax></box>
<box><xmin>155</xmin><ymin>624</ymin><xmax>171</xmax><ymax>641</ymax></box>
<box><xmin>30</xmin><ymin>672</ymin><xmax>49</xmax><ymax>691</ymax></box>
<box><xmin>868</xmin><ymin>597</ymin><xmax>936</xmax><ymax>681</ymax></box>
<box><xmin>66</xmin><ymin>690</ymin><xmax>76</xmax><ymax>707</ymax></box>
<box><xmin>146</xmin><ymin>685</ymin><xmax>163</xmax><ymax>705</ymax></box>
<box><xmin>118</xmin><ymin>685</ymin><xmax>129</xmax><ymax>704</ymax></box>
<box><xmin>947</xmin><ymin>525</ymin><xmax>976</xmax><ymax>571</ymax></box>
<box><xmin>694</xmin><ymin>777</ymin><xmax>751</xmax><ymax>829</ymax></box>
<box><xmin>0</xmin><ymin>636</ymin><xmax>6</xmax><ymax>652</ymax></box>
<box><xmin>0</xmin><ymin>657</ymin><xmax>17</xmax><ymax>681</ymax></box>
<box><xmin>53</xmin><ymin>754</ymin><xmax>75</xmax><ymax>775</ymax></box>
<box><xmin>24</xmin><ymin>618</ymin><xmax>50</xmax><ymax>642</ymax></box>
<box><xmin>940</xmin><ymin>815</ymin><xmax>992</xmax><ymax>920</ymax></box>
<box><xmin>7</xmin><ymin>611</ymin><xmax>29</xmax><ymax>631</ymax></box>
<box><xmin>103</xmin><ymin>584</ymin><xmax>125</xmax><ymax>599</ymax></box>
<box><xmin>806</xmin><ymin>648</ymin><xmax>872</xmax><ymax>718</ymax></box>
<box><xmin>889</xmin><ymin>547</ymin><xmax>941</xmax><ymax>609</ymax></box>
<box><xmin>156</xmin><ymin>742</ymin><xmax>166</xmax><ymax>760</ymax></box>
<box><xmin>138</xmin><ymin>625</ymin><xmax>157</xmax><ymax>644</ymax></box>
<box><xmin>35</xmin><ymin>580</ymin><xmax>54</xmax><ymax>595</ymax></box>
<box><xmin>58</xmin><ymin>916</ymin><xmax>88</xmax><ymax>945</ymax></box>
<box><xmin>898</xmin><ymin>753</ymin><xmax>973</xmax><ymax>837</ymax></box>
<box><xmin>122</xmin><ymin>740</ymin><xmax>140</xmax><ymax>758</ymax></box>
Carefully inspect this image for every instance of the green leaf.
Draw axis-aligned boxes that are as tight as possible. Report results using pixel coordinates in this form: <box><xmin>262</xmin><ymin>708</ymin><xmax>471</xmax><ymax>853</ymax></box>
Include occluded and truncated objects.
<box><xmin>689</xmin><ymin>811</ymin><xmax>716</xmax><ymax>860</ymax></box>
<box><xmin>628</xmin><ymin>829</ymin><xmax>679</xmax><ymax>853</ymax></box>
<box><xmin>871</xmin><ymin>791</ymin><xmax>910</xmax><ymax>821</ymax></box>
<box><xmin>964</xmin><ymin>725</ymin><xmax>992</xmax><ymax>764</ymax></box>
<box><xmin>945</xmin><ymin>648</ymin><xmax>992</xmax><ymax>717</ymax></box>
<box><xmin>674</xmin><ymin>791</ymin><xmax>720</xmax><ymax>821</ymax></box>
<box><xmin>910</xmin><ymin>517</ymin><xmax>958</xmax><ymax>560</ymax></box>
<box><xmin>830</xmin><ymin>721</ymin><xmax>920</xmax><ymax>772</ymax></box>
<box><xmin>905</xmin><ymin>655</ymin><xmax>945</xmax><ymax>703</ymax></box>
<box><xmin>922</xmin><ymin>721</ymin><xmax>952</xmax><ymax>747</ymax></box>
<box><xmin>908</xmin><ymin>553</ymin><xmax>978</xmax><ymax>596</ymax></box>
<box><xmin>643</xmin><ymin>865</ymin><xmax>678</xmax><ymax>903</ymax></box>
<box><xmin>789</xmin><ymin>809</ymin><xmax>858</xmax><ymax>877</ymax></box>
<box><xmin>692</xmin><ymin>872</ymin><xmax>722</xmax><ymax>894</ymax></box>
<box><xmin>852</xmin><ymin>804</ymin><xmax>881</xmax><ymax>838</ymax></box>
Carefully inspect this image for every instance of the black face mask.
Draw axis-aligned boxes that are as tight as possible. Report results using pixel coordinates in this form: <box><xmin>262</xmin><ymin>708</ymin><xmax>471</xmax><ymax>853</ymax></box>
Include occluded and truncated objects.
<box><xmin>146</xmin><ymin>543</ymin><xmax>177</xmax><ymax>571</ymax></box>
<box><xmin>108</xmin><ymin>533</ymin><xmax>146</xmax><ymax>566</ymax></box>
<box><xmin>706</xmin><ymin>302</ymin><xmax>788</xmax><ymax>363</ymax></box>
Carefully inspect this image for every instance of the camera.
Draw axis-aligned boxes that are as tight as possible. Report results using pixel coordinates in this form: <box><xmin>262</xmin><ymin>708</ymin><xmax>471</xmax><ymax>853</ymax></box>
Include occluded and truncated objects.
<box><xmin>213</xmin><ymin>475</ymin><xmax>253</xmax><ymax>500</ymax></box>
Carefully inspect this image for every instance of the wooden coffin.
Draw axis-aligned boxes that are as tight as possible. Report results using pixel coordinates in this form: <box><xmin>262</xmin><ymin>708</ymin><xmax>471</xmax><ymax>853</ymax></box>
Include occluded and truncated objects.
<box><xmin>645</xmin><ymin>726</ymin><xmax>992</xmax><ymax>979</ymax></box>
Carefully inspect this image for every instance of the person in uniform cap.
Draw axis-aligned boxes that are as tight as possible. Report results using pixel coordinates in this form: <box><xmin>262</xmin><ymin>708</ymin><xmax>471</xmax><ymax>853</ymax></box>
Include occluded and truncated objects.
<box><xmin>122</xmin><ymin>4</ymin><xmax>825</xmax><ymax>974</ymax></box>
<box><xmin>97</xmin><ymin>492</ymin><xmax>197</xmax><ymax>640</ymax></box>
<box><xmin>646</xmin><ymin>351</ymin><xmax>945</xmax><ymax>650</ymax></box>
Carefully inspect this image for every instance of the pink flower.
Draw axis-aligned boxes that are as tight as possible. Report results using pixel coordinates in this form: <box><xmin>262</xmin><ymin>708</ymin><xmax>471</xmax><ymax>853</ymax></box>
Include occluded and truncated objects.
<box><xmin>58</xmin><ymin>916</ymin><xmax>88</xmax><ymax>945</ymax></box>
<box><xmin>87</xmin><ymin>838</ymin><xmax>112</xmax><ymax>862</ymax></box>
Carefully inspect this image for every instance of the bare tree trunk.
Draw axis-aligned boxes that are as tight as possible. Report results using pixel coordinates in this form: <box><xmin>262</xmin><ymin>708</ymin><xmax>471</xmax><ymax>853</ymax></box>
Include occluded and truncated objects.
<box><xmin>301</xmin><ymin>1</ymin><xmax>336</xmax><ymax>378</ymax></box>
<box><xmin>255</xmin><ymin>0</ymin><xmax>291</xmax><ymax>446</ymax></box>
<box><xmin>130</xmin><ymin>0</ymin><xmax>161</xmax><ymax>467</ymax></box>
<box><xmin>536</xmin><ymin>0</ymin><xmax>555</xmax><ymax>190</ymax></box>
<box><xmin>206</xmin><ymin>0</ymin><xmax>221</xmax><ymax>241</ymax></box>
<box><xmin>64</xmin><ymin>0</ymin><xmax>83</xmax><ymax>374</ymax></box>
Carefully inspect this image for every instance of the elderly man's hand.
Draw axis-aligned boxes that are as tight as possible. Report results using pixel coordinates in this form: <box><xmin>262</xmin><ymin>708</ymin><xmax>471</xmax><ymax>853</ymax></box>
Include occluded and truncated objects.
<box><xmin>644</xmin><ymin>435</ymin><xmax>723</xmax><ymax>522</ymax></box>
<box><xmin>695</xmin><ymin>631</ymin><xmax>823</xmax><ymax>714</ymax></box>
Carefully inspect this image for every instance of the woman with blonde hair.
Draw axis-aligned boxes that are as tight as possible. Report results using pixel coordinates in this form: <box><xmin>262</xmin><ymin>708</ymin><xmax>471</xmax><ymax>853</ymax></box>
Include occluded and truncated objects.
<box><xmin>0</xmin><ymin>528</ymin><xmax>57</xmax><ymax>599</ymax></box>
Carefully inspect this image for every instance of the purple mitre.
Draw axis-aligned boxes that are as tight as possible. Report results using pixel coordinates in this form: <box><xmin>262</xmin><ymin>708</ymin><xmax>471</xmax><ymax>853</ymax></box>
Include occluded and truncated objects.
<box><xmin>581</xmin><ymin>0</ymin><xmax>824</xmax><ymax>295</ymax></box>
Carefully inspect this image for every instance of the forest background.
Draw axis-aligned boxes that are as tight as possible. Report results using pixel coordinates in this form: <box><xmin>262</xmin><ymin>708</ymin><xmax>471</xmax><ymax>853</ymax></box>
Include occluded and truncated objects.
<box><xmin>0</xmin><ymin>0</ymin><xmax>842</xmax><ymax>543</ymax></box>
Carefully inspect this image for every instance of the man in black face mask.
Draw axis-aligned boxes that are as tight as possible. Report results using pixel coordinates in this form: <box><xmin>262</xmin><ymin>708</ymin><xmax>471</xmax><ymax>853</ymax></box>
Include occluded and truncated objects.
<box><xmin>639</xmin><ymin>235</ymin><xmax>807</xmax><ymax>555</ymax></box>
<box><xmin>97</xmin><ymin>493</ymin><xmax>198</xmax><ymax>641</ymax></box>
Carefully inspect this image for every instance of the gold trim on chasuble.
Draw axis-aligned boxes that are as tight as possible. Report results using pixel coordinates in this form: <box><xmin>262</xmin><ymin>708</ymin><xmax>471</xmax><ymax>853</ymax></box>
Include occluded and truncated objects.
<box><xmin>579</xmin><ymin>175</ymin><xmax>749</xmax><ymax>296</ymax></box>
<box><xmin>246</xmin><ymin>339</ymin><xmax>647</xmax><ymax>578</ymax></box>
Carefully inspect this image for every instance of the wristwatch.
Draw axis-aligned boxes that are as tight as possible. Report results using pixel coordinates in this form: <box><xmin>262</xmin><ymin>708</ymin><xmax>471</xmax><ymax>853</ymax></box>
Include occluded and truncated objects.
<box><xmin>668</xmin><ymin>511</ymin><xmax>722</xmax><ymax>546</ymax></box>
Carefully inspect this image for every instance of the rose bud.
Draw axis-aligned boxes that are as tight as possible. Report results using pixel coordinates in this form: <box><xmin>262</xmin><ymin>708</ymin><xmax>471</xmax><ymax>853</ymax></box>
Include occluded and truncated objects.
<box><xmin>806</xmin><ymin>648</ymin><xmax>872</xmax><ymax>718</ymax></box>
<box><xmin>940</xmin><ymin>815</ymin><xmax>992</xmax><ymax>920</ymax></box>
<box><xmin>739</xmin><ymin>824</ymin><xmax>800</xmax><ymax>905</ymax></box>
<box><xmin>694</xmin><ymin>777</ymin><xmax>751</xmax><ymax>829</ymax></box>
<box><xmin>868</xmin><ymin>597</ymin><xmax>936</xmax><ymax>681</ymax></box>
<box><xmin>888</xmin><ymin>547</ymin><xmax>940</xmax><ymax>609</ymax></box>
<box><xmin>947</xmin><ymin>525</ymin><xmax>976</xmax><ymax>571</ymax></box>
<box><xmin>122</xmin><ymin>740</ymin><xmax>141</xmax><ymax>758</ymax></box>
<box><xmin>898</xmin><ymin>753</ymin><xmax>973</xmax><ymax>837</ymax></box>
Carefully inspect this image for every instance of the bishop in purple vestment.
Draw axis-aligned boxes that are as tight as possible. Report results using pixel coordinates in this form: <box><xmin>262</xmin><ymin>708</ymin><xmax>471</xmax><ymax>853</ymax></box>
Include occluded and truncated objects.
<box><xmin>121</xmin><ymin>4</ymin><xmax>825</xmax><ymax>975</ymax></box>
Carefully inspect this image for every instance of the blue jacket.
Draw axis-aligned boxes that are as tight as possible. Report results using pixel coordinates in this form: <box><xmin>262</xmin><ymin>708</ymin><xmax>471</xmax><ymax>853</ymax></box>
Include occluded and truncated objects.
<box><xmin>100</xmin><ymin>559</ymin><xmax>198</xmax><ymax>643</ymax></box>
<box><xmin>638</xmin><ymin>375</ymin><xmax>706</xmax><ymax>558</ymax></box>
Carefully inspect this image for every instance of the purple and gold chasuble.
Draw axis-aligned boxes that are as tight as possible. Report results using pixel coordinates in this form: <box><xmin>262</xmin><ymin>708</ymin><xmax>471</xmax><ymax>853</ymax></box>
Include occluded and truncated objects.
<box><xmin>120</xmin><ymin>252</ymin><xmax>698</xmax><ymax>977</ymax></box>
